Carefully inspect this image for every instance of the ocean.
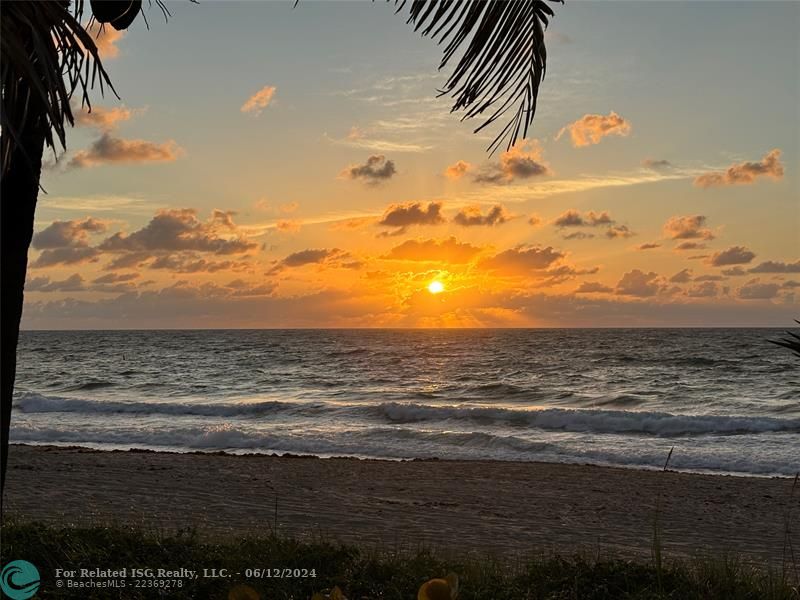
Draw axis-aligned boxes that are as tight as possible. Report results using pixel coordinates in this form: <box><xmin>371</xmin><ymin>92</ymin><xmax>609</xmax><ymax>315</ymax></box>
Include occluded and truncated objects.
<box><xmin>11</xmin><ymin>328</ymin><xmax>800</xmax><ymax>477</ymax></box>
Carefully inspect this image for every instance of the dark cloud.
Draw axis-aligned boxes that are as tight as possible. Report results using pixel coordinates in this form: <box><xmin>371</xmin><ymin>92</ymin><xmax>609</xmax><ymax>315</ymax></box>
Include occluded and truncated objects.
<box><xmin>99</xmin><ymin>209</ymin><xmax>257</xmax><ymax>256</ymax></box>
<box><xmin>553</xmin><ymin>209</ymin><xmax>615</xmax><ymax>228</ymax></box>
<box><xmin>575</xmin><ymin>281</ymin><xmax>613</xmax><ymax>294</ymax></box>
<box><xmin>92</xmin><ymin>272</ymin><xmax>140</xmax><ymax>284</ymax></box>
<box><xmin>148</xmin><ymin>255</ymin><xmax>248</xmax><ymax>274</ymax></box>
<box><xmin>663</xmin><ymin>215</ymin><xmax>715</xmax><ymax>240</ymax></box>
<box><xmin>605</xmin><ymin>225</ymin><xmax>635</xmax><ymax>239</ymax></box>
<box><xmin>478</xmin><ymin>246</ymin><xmax>564</xmax><ymax>274</ymax></box>
<box><xmin>669</xmin><ymin>269</ymin><xmax>692</xmax><ymax>283</ymax></box>
<box><xmin>675</xmin><ymin>241</ymin><xmax>707</xmax><ymax>251</ymax></box>
<box><xmin>686</xmin><ymin>281</ymin><xmax>719</xmax><ymax>298</ymax></box>
<box><xmin>616</xmin><ymin>269</ymin><xmax>662</xmax><ymax>297</ymax></box>
<box><xmin>32</xmin><ymin>217</ymin><xmax>108</xmax><ymax>249</ymax></box>
<box><xmin>738</xmin><ymin>279</ymin><xmax>780</xmax><ymax>300</ymax></box>
<box><xmin>340</xmin><ymin>155</ymin><xmax>396</xmax><ymax>184</ymax></box>
<box><xmin>26</xmin><ymin>273</ymin><xmax>85</xmax><ymax>292</ymax></box>
<box><xmin>694</xmin><ymin>149</ymin><xmax>784</xmax><ymax>188</ymax></box>
<box><xmin>452</xmin><ymin>204</ymin><xmax>511</xmax><ymax>227</ymax></box>
<box><xmin>562</xmin><ymin>231</ymin><xmax>594</xmax><ymax>240</ymax></box>
<box><xmin>104</xmin><ymin>252</ymin><xmax>153</xmax><ymax>270</ymax></box>
<box><xmin>748</xmin><ymin>260</ymin><xmax>800</xmax><ymax>274</ymax></box>
<box><xmin>31</xmin><ymin>247</ymin><xmax>100</xmax><ymax>268</ymax></box>
<box><xmin>694</xmin><ymin>275</ymin><xmax>725</xmax><ymax>282</ymax></box>
<box><xmin>69</xmin><ymin>133</ymin><xmax>182</xmax><ymax>168</ymax></box>
<box><xmin>268</xmin><ymin>248</ymin><xmax>352</xmax><ymax>274</ymax></box>
<box><xmin>708</xmin><ymin>246</ymin><xmax>756</xmax><ymax>267</ymax></box>
<box><xmin>474</xmin><ymin>141</ymin><xmax>551</xmax><ymax>184</ymax></box>
<box><xmin>283</xmin><ymin>248</ymin><xmax>340</xmax><ymax>267</ymax></box>
<box><xmin>383</xmin><ymin>237</ymin><xmax>482</xmax><ymax>263</ymax></box>
<box><xmin>377</xmin><ymin>201</ymin><xmax>445</xmax><ymax>235</ymax></box>
<box><xmin>532</xmin><ymin>265</ymin><xmax>600</xmax><ymax>288</ymax></box>
<box><xmin>637</xmin><ymin>242</ymin><xmax>661</xmax><ymax>250</ymax></box>
<box><xmin>642</xmin><ymin>159</ymin><xmax>673</xmax><ymax>171</ymax></box>
<box><xmin>721</xmin><ymin>266</ymin><xmax>748</xmax><ymax>276</ymax></box>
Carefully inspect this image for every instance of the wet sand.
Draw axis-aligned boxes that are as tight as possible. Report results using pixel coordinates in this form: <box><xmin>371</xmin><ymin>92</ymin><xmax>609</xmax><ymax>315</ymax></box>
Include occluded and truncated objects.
<box><xmin>4</xmin><ymin>444</ymin><xmax>798</xmax><ymax>565</ymax></box>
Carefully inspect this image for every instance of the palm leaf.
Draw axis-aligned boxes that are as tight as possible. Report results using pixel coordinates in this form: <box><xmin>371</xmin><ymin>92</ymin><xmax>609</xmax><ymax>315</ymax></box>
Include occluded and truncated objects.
<box><xmin>769</xmin><ymin>320</ymin><xmax>800</xmax><ymax>358</ymax></box>
<box><xmin>393</xmin><ymin>0</ymin><xmax>562</xmax><ymax>154</ymax></box>
<box><xmin>1</xmin><ymin>1</ymin><xmax>114</xmax><ymax>174</ymax></box>
<box><xmin>0</xmin><ymin>0</ymin><xmax>174</xmax><ymax>175</ymax></box>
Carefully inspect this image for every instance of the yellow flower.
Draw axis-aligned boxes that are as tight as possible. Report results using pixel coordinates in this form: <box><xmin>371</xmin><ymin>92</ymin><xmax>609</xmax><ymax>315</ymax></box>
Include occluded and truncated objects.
<box><xmin>418</xmin><ymin>573</ymin><xmax>459</xmax><ymax>600</ymax></box>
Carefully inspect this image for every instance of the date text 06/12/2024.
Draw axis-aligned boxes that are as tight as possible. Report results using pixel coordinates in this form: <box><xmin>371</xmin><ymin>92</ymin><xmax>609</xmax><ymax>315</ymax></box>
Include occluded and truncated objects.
<box><xmin>54</xmin><ymin>568</ymin><xmax>318</xmax><ymax>579</ymax></box>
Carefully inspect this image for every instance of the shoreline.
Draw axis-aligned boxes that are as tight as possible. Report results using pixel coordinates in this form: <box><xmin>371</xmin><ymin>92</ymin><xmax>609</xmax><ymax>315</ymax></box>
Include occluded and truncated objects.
<box><xmin>5</xmin><ymin>444</ymin><xmax>798</xmax><ymax>565</ymax></box>
<box><xmin>7</xmin><ymin>442</ymin><xmax>795</xmax><ymax>480</ymax></box>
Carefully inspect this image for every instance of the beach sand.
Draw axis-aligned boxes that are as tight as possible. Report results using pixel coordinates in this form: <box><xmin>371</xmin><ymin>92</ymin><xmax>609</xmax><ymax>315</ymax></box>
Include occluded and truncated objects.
<box><xmin>4</xmin><ymin>444</ymin><xmax>797</xmax><ymax>565</ymax></box>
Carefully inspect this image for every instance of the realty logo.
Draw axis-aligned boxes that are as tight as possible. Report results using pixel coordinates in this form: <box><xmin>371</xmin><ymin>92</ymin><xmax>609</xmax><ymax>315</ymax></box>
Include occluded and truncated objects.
<box><xmin>0</xmin><ymin>560</ymin><xmax>40</xmax><ymax>600</ymax></box>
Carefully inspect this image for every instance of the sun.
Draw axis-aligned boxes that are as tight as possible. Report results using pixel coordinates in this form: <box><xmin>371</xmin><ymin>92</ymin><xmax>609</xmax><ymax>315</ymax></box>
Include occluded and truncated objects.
<box><xmin>427</xmin><ymin>281</ymin><xmax>445</xmax><ymax>294</ymax></box>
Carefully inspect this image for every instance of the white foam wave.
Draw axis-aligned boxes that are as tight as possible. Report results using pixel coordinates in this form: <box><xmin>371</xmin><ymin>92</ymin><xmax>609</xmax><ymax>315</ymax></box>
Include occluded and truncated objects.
<box><xmin>373</xmin><ymin>402</ymin><xmax>800</xmax><ymax>436</ymax></box>
<box><xmin>10</xmin><ymin>423</ymin><xmax>797</xmax><ymax>476</ymax></box>
<box><xmin>14</xmin><ymin>392</ymin><xmax>800</xmax><ymax>437</ymax></box>
<box><xmin>14</xmin><ymin>392</ymin><xmax>306</xmax><ymax>418</ymax></box>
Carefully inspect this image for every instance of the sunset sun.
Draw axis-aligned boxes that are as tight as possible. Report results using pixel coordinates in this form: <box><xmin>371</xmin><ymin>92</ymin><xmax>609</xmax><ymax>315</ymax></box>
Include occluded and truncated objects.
<box><xmin>427</xmin><ymin>281</ymin><xmax>445</xmax><ymax>294</ymax></box>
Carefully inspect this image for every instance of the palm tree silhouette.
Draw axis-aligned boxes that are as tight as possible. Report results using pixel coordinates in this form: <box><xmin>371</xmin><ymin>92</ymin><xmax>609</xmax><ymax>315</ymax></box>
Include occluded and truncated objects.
<box><xmin>770</xmin><ymin>321</ymin><xmax>800</xmax><ymax>358</ymax></box>
<box><xmin>0</xmin><ymin>0</ymin><xmax>561</xmax><ymax>494</ymax></box>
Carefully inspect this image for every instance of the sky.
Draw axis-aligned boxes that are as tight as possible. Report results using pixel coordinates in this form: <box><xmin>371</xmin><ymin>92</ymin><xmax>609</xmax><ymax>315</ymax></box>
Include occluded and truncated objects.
<box><xmin>23</xmin><ymin>0</ymin><xmax>800</xmax><ymax>328</ymax></box>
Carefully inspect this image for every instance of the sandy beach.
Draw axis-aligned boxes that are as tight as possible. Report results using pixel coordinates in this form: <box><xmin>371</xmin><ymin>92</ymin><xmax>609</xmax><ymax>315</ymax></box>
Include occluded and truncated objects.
<box><xmin>4</xmin><ymin>444</ymin><xmax>797</xmax><ymax>566</ymax></box>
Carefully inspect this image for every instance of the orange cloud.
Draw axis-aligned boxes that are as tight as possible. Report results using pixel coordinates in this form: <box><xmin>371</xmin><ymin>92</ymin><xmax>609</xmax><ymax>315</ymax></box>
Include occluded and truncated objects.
<box><xmin>69</xmin><ymin>133</ymin><xmax>182</xmax><ymax>168</ymax></box>
<box><xmin>663</xmin><ymin>215</ymin><xmax>715</xmax><ymax>240</ymax></box>
<box><xmin>241</xmin><ymin>85</ymin><xmax>277</xmax><ymax>115</ymax></box>
<box><xmin>444</xmin><ymin>160</ymin><xmax>472</xmax><ymax>180</ymax></box>
<box><xmin>694</xmin><ymin>149</ymin><xmax>784</xmax><ymax>188</ymax></box>
<box><xmin>83</xmin><ymin>22</ymin><xmax>125</xmax><ymax>59</ymax></box>
<box><xmin>557</xmin><ymin>111</ymin><xmax>631</xmax><ymax>147</ymax></box>
<box><xmin>74</xmin><ymin>105</ymin><xmax>136</xmax><ymax>131</ymax></box>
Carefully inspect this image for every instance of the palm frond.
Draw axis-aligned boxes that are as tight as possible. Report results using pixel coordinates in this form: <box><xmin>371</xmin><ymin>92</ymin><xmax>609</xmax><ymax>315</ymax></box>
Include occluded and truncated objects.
<box><xmin>769</xmin><ymin>320</ymin><xmax>800</xmax><ymax>358</ymax></box>
<box><xmin>1</xmin><ymin>0</ymin><xmax>176</xmax><ymax>175</ymax></box>
<box><xmin>393</xmin><ymin>0</ymin><xmax>562</xmax><ymax>154</ymax></box>
<box><xmin>1</xmin><ymin>0</ymin><xmax>114</xmax><ymax>174</ymax></box>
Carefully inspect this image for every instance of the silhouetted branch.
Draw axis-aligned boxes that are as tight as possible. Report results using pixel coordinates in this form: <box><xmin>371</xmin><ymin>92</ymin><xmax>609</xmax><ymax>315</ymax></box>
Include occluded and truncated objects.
<box><xmin>393</xmin><ymin>0</ymin><xmax>562</xmax><ymax>154</ymax></box>
<box><xmin>769</xmin><ymin>320</ymin><xmax>800</xmax><ymax>358</ymax></box>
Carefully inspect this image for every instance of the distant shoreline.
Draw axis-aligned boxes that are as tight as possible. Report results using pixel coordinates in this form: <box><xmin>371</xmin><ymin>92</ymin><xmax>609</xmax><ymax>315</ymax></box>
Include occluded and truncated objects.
<box><xmin>18</xmin><ymin>326</ymin><xmax>790</xmax><ymax>332</ymax></box>
<box><xmin>5</xmin><ymin>444</ymin><xmax>796</xmax><ymax>564</ymax></box>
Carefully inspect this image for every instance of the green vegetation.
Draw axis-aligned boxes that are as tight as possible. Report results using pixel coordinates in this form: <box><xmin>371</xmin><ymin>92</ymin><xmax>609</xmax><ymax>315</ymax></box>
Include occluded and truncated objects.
<box><xmin>2</xmin><ymin>520</ymin><xmax>797</xmax><ymax>599</ymax></box>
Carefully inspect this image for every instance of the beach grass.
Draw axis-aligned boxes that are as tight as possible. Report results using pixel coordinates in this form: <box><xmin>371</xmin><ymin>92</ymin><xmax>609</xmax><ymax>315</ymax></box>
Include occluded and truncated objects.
<box><xmin>2</xmin><ymin>519</ymin><xmax>797</xmax><ymax>599</ymax></box>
